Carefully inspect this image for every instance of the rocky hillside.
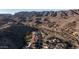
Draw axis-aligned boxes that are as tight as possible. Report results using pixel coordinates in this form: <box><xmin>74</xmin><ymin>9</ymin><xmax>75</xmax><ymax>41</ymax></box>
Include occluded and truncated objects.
<box><xmin>0</xmin><ymin>9</ymin><xmax>79</xmax><ymax>49</ymax></box>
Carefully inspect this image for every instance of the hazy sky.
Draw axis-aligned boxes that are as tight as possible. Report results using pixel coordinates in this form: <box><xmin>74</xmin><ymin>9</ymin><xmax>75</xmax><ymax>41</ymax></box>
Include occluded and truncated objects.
<box><xmin>0</xmin><ymin>9</ymin><xmax>61</xmax><ymax>14</ymax></box>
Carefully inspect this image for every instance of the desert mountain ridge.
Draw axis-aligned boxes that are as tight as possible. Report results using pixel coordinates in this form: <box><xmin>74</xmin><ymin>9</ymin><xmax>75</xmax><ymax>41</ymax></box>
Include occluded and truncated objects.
<box><xmin>0</xmin><ymin>9</ymin><xmax>79</xmax><ymax>49</ymax></box>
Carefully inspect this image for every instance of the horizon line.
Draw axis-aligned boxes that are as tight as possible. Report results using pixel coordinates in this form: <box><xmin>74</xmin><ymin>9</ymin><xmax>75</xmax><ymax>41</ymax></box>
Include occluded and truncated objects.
<box><xmin>0</xmin><ymin>9</ymin><xmax>70</xmax><ymax>14</ymax></box>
